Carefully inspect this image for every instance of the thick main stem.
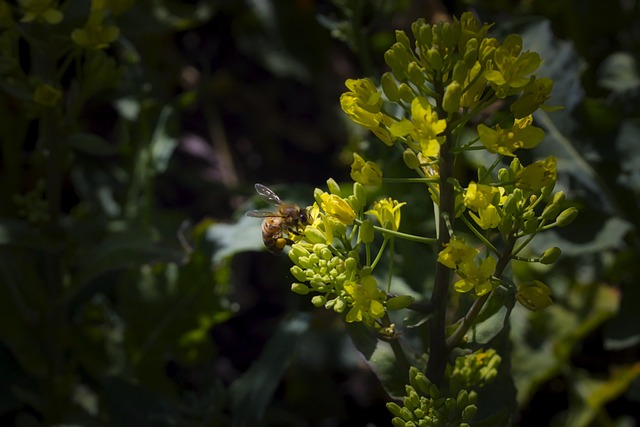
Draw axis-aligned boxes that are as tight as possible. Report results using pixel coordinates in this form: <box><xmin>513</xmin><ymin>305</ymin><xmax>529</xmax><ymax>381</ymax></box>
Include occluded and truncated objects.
<box><xmin>426</xmin><ymin>127</ymin><xmax>455</xmax><ymax>386</ymax></box>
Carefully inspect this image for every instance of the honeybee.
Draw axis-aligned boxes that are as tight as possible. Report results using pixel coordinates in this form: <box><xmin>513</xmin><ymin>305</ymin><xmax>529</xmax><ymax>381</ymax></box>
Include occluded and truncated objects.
<box><xmin>246</xmin><ymin>183</ymin><xmax>311</xmax><ymax>254</ymax></box>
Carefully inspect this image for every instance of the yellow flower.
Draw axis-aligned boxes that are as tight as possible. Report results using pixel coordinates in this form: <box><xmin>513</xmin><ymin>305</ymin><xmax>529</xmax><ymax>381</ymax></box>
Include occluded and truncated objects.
<box><xmin>344</xmin><ymin>276</ymin><xmax>386</xmax><ymax>323</ymax></box>
<box><xmin>71</xmin><ymin>8</ymin><xmax>119</xmax><ymax>50</ymax></box>
<box><xmin>454</xmin><ymin>256</ymin><xmax>496</xmax><ymax>296</ymax></box>
<box><xmin>319</xmin><ymin>193</ymin><xmax>356</xmax><ymax>225</ymax></box>
<box><xmin>33</xmin><ymin>83</ymin><xmax>62</xmax><ymax>106</ymax></box>
<box><xmin>477</xmin><ymin>115</ymin><xmax>545</xmax><ymax>156</ymax></box>
<box><xmin>464</xmin><ymin>182</ymin><xmax>499</xmax><ymax>211</ymax></box>
<box><xmin>350</xmin><ymin>153</ymin><xmax>383</xmax><ymax>187</ymax></box>
<box><xmin>19</xmin><ymin>0</ymin><xmax>63</xmax><ymax>24</ymax></box>
<box><xmin>411</xmin><ymin>97</ymin><xmax>447</xmax><ymax>158</ymax></box>
<box><xmin>340</xmin><ymin>78</ymin><xmax>383</xmax><ymax>129</ymax></box>
<box><xmin>437</xmin><ymin>237</ymin><xmax>478</xmax><ymax>269</ymax></box>
<box><xmin>516</xmin><ymin>280</ymin><xmax>553</xmax><ymax>310</ymax></box>
<box><xmin>515</xmin><ymin>156</ymin><xmax>557</xmax><ymax>192</ymax></box>
<box><xmin>484</xmin><ymin>34</ymin><xmax>542</xmax><ymax>98</ymax></box>
<box><xmin>470</xmin><ymin>205</ymin><xmax>501</xmax><ymax>230</ymax></box>
<box><xmin>365</xmin><ymin>198</ymin><xmax>406</xmax><ymax>231</ymax></box>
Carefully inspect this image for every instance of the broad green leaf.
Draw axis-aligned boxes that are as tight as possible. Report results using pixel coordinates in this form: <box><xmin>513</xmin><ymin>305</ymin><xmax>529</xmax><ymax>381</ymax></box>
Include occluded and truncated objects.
<box><xmin>206</xmin><ymin>215</ymin><xmax>265</xmax><ymax>263</ymax></box>
<box><xmin>468</xmin><ymin>287</ymin><xmax>515</xmax><ymax>345</ymax></box>
<box><xmin>230</xmin><ymin>313</ymin><xmax>311</xmax><ymax>427</ymax></box>
<box><xmin>345</xmin><ymin>321</ymin><xmax>413</xmax><ymax>398</ymax></box>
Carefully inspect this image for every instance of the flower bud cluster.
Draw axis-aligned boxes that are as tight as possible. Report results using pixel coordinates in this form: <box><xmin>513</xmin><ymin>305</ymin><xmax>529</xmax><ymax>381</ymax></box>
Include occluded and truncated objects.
<box><xmin>387</xmin><ymin>350</ymin><xmax>499</xmax><ymax>427</ymax></box>
<box><xmin>288</xmin><ymin>179</ymin><xmax>403</xmax><ymax>325</ymax></box>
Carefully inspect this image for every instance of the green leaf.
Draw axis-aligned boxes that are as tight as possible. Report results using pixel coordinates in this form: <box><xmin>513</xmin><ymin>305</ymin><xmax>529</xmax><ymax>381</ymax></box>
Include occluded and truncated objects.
<box><xmin>67</xmin><ymin>133</ymin><xmax>118</xmax><ymax>156</ymax></box>
<box><xmin>71</xmin><ymin>228</ymin><xmax>183</xmax><ymax>289</ymax></box>
<box><xmin>230</xmin><ymin>313</ymin><xmax>310</xmax><ymax>427</ymax></box>
<box><xmin>468</xmin><ymin>288</ymin><xmax>515</xmax><ymax>345</ymax></box>
<box><xmin>345</xmin><ymin>322</ymin><xmax>413</xmax><ymax>398</ymax></box>
<box><xmin>206</xmin><ymin>215</ymin><xmax>265</xmax><ymax>263</ymax></box>
<box><xmin>0</xmin><ymin>219</ymin><xmax>48</xmax><ymax>249</ymax></box>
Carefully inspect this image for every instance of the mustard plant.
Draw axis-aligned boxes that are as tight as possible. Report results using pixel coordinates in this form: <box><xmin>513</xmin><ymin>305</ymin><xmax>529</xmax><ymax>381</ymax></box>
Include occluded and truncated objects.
<box><xmin>266</xmin><ymin>12</ymin><xmax>577</xmax><ymax>426</ymax></box>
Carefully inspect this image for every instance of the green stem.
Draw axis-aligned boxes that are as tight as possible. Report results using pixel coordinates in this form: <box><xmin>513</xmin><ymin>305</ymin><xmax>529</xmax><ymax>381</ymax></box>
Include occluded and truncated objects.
<box><xmin>354</xmin><ymin>218</ymin><xmax>437</xmax><ymax>245</ymax></box>
<box><xmin>370</xmin><ymin>237</ymin><xmax>388</xmax><ymax>270</ymax></box>
<box><xmin>426</xmin><ymin>81</ymin><xmax>456</xmax><ymax>386</ymax></box>
<box><xmin>460</xmin><ymin>215</ymin><xmax>500</xmax><ymax>255</ymax></box>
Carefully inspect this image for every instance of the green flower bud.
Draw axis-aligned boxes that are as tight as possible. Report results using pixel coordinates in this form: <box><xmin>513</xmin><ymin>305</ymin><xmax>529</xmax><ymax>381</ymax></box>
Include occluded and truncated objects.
<box><xmin>403</xmin><ymin>148</ymin><xmax>421</xmax><ymax>170</ymax></box>
<box><xmin>311</xmin><ymin>295</ymin><xmax>326</xmax><ymax>307</ymax></box>
<box><xmin>497</xmin><ymin>167</ymin><xmax>510</xmax><ymax>183</ymax></box>
<box><xmin>555</xmin><ymin>207</ymin><xmax>578</xmax><ymax>227</ymax></box>
<box><xmin>291</xmin><ymin>282</ymin><xmax>310</xmax><ymax>295</ymax></box>
<box><xmin>353</xmin><ymin>181</ymin><xmax>367</xmax><ymax>208</ymax></box>
<box><xmin>326</xmin><ymin>178</ymin><xmax>341</xmax><ymax>196</ymax></box>
<box><xmin>426</xmin><ymin>48</ymin><xmax>443</xmax><ymax>71</ymax></box>
<box><xmin>396</xmin><ymin>29</ymin><xmax>411</xmax><ymax>49</ymax></box>
<box><xmin>468</xmin><ymin>390</ymin><xmax>478</xmax><ymax>405</ymax></box>
<box><xmin>418</xmin><ymin>22</ymin><xmax>433</xmax><ymax>48</ymax></box>
<box><xmin>441</xmin><ymin>22</ymin><xmax>458</xmax><ymax>48</ymax></box>
<box><xmin>291</xmin><ymin>266</ymin><xmax>307</xmax><ymax>282</ymax></box>
<box><xmin>305</xmin><ymin>227</ymin><xmax>326</xmax><ymax>244</ymax></box>
<box><xmin>387</xmin><ymin>402</ymin><xmax>404</xmax><ymax>418</ymax></box>
<box><xmin>462</xmin><ymin>404</ymin><xmax>478</xmax><ymax>422</ymax></box>
<box><xmin>387</xmin><ymin>295</ymin><xmax>415</xmax><ymax>311</ymax></box>
<box><xmin>398</xmin><ymin>83</ymin><xmax>415</xmax><ymax>103</ymax></box>
<box><xmin>452</xmin><ymin>60</ymin><xmax>469</xmax><ymax>84</ymax></box>
<box><xmin>405</xmin><ymin>389</ymin><xmax>420</xmax><ymax>410</ymax></box>
<box><xmin>444</xmin><ymin>397</ymin><xmax>457</xmax><ymax>414</ymax></box>
<box><xmin>442</xmin><ymin>81</ymin><xmax>462</xmax><ymax>113</ymax></box>
<box><xmin>410</xmin><ymin>367</ymin><xmax>432</xmax><ymax>395</ymax></box>
<box><xmin>345</xmin><ymin>256</ymin><xmax>358</xmax><ymax>271</ymax></box>
<box><xmin>333</xmin><ymin>297</ymin><xmax>346</xmax><ymax>313</ymax></box>
<box><xmin>359</xmin><ymin>218</ymin><xmax>375</xmax><ymax>244</ymax></box>
<box><xmin>463</xmin><ymin>38</ymin><xmax>478</xmax><ymax>66</ymax></box>
<box><xmin>408</xmin><ymin>62</ymin><xmax>425</xmax><ymax>86</ymax></box>
<box><xmin>523</xmin><ymin>218</ymin><xmax>539</xmax><ymax>234</ymax></box>
<box><xmin>516</xmin><ymin>280</ymin><xmax>553</xmax><ymax>310</ymax></box>
<box><xmin>498</xmin><ymin>214</ymin><xmax>514</xmax><ymax>235</ymax></box>
<box><xmin>391</xmin><ymin>417</ymin><xmax>406</xmax><ymax>427</ymax></box>
<box><xmin>540</xmin><ymin>247</ymin><xmax>561</xmax><ymax>264</ymax></box>
<box><xmin>382</xmin><ymin>72</ymin><xmax>400</xmax><ymax>102</ymax></box>
<box><xmin>456</xmin><ymin>389</ymin><xmax>469</xmax><ymax>409</ymax></box>
<box><xmin>399</xmin><ymin>407</ymin><xmax>415</xmax><ymax>422</ymax></box>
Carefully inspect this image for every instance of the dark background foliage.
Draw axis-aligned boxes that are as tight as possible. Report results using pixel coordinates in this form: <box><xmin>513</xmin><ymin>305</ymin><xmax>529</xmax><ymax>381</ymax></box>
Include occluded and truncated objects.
<box><xmin>1</xmin><ymin>0</ymin><xmax>640</xmax><ymax>426</ymax></box>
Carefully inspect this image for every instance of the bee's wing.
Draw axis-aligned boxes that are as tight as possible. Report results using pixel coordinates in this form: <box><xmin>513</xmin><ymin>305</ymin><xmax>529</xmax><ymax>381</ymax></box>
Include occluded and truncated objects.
<box><xmin>254</xmin><ymin>183</ymin><xmax>284</xmax><ymax>205</ymax></box>
<box><xmin>246</xmin><ymin>210</ymin><xmax>282</xmax><ymax>218</ymax></box>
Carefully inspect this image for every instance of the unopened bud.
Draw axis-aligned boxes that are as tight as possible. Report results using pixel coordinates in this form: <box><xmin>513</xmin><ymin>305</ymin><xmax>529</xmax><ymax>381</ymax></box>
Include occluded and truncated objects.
<box><xmin>555</xmin><ymin>207</ymin><xmax>578</xmax><ymax>227</ymax></box>
<box><xmin>540</xmin><ymin>247</ymin><xmax>561</xmax><ymax>264</ymax></box>
<box><xmin>442</xmin><ymin>81</ymin><xmax>461</xmax><ymax>113</ymax></box>
<box><xmin>311</xmin><ymin>295</ymin><xmax>326</xmax><ymax>307</ymax></box>
<box><xmin>408</xmin><ymin>61</ymin><xmax>425</xmax><ymax>86</ymax></box>
<box><xmin>326</xmin><ymin>178</ymin><xmax>341</xmax><ymax>196</ymax></box>
<box><xmin>359</xmin><ymin>219</ymin><xmax>375</xmax><ymax>244</ymax></box>
<box><xmin>398</xmin><ymin>83</ymin><xmax>415</xmax><ymax>104</ymax></box>
<box><xmin>462</xmin><ymin>404</ymin><xmax>478</xmax><ymax>421</ymax></box>
<box><xmin>452</xmin><ymin>60</ymin><xmax>469</xmax><ymax>84</ymax></box>
<box><xmin>426</xmin><ymin>48</ymin><xmax>443</xmax><ymax>71</ymax></box>
<box><xmin>403</xmin><ymin>148</ymin><xmax>420</xmax><ymax>169</ymax></box>
<box><xmin>381</xmin><ymin>72</ymin><xmax>400</xmax><ymax>102</ymax></box>
<box><xmin>387</xmin><ymin>295</ymin><xmax>415</xmax><ymax>311</ymax></box>
<box><xmin>291</xmin><ymin>282</ymin><xmax>309</xmax><ymax>295</ymax></box>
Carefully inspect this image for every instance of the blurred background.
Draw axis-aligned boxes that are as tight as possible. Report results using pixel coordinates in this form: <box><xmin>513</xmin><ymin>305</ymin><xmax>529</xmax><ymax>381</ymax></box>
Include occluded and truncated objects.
<box><xmin>1</xmin><ymin>0</ymin><xmax>640</xmax><ymax>426</ymax></box>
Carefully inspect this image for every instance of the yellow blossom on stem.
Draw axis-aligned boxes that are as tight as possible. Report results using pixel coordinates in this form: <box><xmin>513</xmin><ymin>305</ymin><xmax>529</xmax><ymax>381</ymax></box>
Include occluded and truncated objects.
<box><xmin>477</xmin><ymin>115</ymin><xmax>545</xmax><ymax>156</ymax></box>
<box><xmin>437</xmin><ymin>237</ymin><xmax>478</xmax><ymax>269</ymax></box>
<box><xmin>351</xmin><ymin>153</ymin><xmax>383</xmax><ymax>187</ymax></box>
<box><xmin>319</xmin><ymin>192</ymin><xmax>356</xmax><ymax>225</ymax></box>
<box><xmin>484</xmin><ymin>34</ymin><xmax>542</xmax><ymax>98</ymax></box>
<box><xmin>71</xmin><ymin>7</ymin><xmax>119</xmax><ymax>50</ymax></box>
<box><xmin>515</xmin><ymin>156</ymin><xmax>557</xmax><ymax>192</ymax></box>
<box><xmin>454</xmin><ymin>256</ymin><xmax>496</xmax><ymax>296</ymax></box>
<box><xmin>365</xmin><ymin>198</ymin><xmax>406</xmax><ymax>231</ymax></box>
<box><xmin>344</xmin><ymin>276</ymin><xmax>386</xmax><ymax>323</ymax></box>
<box><xmin>19</xmin><ymin>0</ymin><xmax>63</xmax><ymax>24</ymax></box>
<box><xmin>470</xmin><ymin>205</ymin><xmax>501</xmax><ymax>230</ymax></box>
<box><xmin>340</xmin><ymin>78</ymin><xmax>383</xmax><ymax>129</ymax></box>
<box><xmin>464</xmin><ymin>182</ymin><xmax>499</xmax><ymax>211</ymax></box>
<box><xmin>389</xmin><ymin>97</ymin><xmax>447</xmax><ymax>158</ymax></box>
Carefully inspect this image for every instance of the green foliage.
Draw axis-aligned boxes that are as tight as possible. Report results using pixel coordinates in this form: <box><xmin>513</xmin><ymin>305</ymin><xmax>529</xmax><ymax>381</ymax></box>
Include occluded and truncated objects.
<box><xmin>2</xmin><ymin>0</ymin><xmax>640</xmax><ymax>426</ymax></box>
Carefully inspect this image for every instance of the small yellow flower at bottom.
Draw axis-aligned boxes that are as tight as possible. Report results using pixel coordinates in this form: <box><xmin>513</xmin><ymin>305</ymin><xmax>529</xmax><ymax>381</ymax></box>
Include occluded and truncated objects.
<box><xmin>344</xmin><ymin>276</ymin><xmax>386</xmax><ymax>323</ymax></box>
